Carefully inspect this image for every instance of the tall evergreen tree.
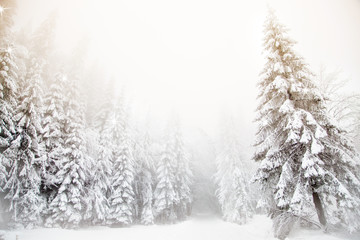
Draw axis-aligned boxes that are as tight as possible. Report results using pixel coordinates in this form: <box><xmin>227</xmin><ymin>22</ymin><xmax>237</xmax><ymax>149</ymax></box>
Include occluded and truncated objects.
<box><xmin>153</xmin><ymin>138</ymin><xmax>178</xmax><ymax>223</ymax></box>
<box><xmin>45</xmin><ymin>75</ymin><xmax>87</xmax><ymax>228</ymax></box>
<box><xmin>153</xmin><ymin>119</ymin><xmax>192</xmax><ymax>223</ymax></box>
<box><xmin>0</xmin><ymin>0</ymin><xmax>19</xmax><ymax>224</ymax></box>
<box><xmin>85</xmin><ymin>136</ymin><xmax>111</xmax><ymax>225</ymax></box>
<box><xmin>27</xmin><ymin>15</ymin><xmax>58</xmax><ymax>193</ymax></box>
<box><xmin>253</xmin><ymin>10</ymin><xmax>360</xmax><ymax>236</ymax></box>
<box><xmin>85</xmin><ymin>80</ymin><xmax>116</xmax><ymax>224</ymax></box>
<box><xmin>215</xmin><ymin>119</ymin><xmax>254</xmax><ymax>224</ymax></box>
<box><xmin>153</xmin><ymin>121</ymin><xmax>183</xmax><ymax>223</ymax></box>
<box><xmin>0</xmin><ymin>41</ymin><xmax>17</xmax><ymax>186</ymax></box>
<box><xmin>0</xmin><ymin>0</ymin><xmax>17</xmax><ymax>175</ymax></box>
<box><xmin>3</xmin><ymin>57</ymin><xmax>46</xmax><ymax>228</ymax></box>
<box><xmin>108</xmin><ymin>94</ymin><xmax>136</xmax><ymax>226</ymax></box>
<box><xmin>173</xmin><ymin>121</ymin><xmax>192</xmax><ymax>220</ymax></box>
<box><xmin>134</xmin><ymin>130</ymin><xmax>155</xmax><ymax>225</ymax></box>
<box><xmin>85</xmin><ymin>81</ymin><xmax>115</xmax><ymax>225</ymax></box>
<box><xmin>41</xmin><ymin>71</ymin><xmax>66</xmax><ymax>203</ymax></box>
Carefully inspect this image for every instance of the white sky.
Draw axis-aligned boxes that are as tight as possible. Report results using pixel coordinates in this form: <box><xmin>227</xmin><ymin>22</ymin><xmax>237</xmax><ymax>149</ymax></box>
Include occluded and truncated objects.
<box><xmin>15</xmin><ymin>0</ymin><xmax>360</xmax><ymax>138</ymax></box>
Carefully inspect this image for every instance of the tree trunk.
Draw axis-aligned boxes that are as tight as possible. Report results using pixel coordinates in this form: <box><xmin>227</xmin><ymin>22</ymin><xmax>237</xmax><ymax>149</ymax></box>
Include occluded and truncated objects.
<box><xmin>312</xmin><ymin>192</ymin><xmax>327</xmax><ymax>228</ymax></box>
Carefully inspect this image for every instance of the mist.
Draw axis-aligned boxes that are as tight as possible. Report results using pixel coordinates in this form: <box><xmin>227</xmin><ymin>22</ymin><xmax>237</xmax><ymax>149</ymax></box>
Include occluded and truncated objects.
<box><xmin>14</xmin><ymin>0</ymin><xmax>360</xmax><ymax>137</ymax></box>
<box><xmin>1</xmin><ymin>0</ymin><xmax>360</xmax><ymax>239</ymax></box>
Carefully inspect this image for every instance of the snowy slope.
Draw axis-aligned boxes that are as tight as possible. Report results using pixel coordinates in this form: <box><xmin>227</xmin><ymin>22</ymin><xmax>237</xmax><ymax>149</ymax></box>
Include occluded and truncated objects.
<box><xmin>3</xmin><ymin>215</ymin><xmax>358</xmax><ymax>240</ymax></box>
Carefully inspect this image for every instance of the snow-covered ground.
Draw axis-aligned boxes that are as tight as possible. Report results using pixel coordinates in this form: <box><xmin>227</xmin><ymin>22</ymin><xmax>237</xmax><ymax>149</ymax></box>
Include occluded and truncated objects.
<box><xmin>3</xmin><ymin>214</ymin><xmax>359</xmax><ymax>240</ymax></box>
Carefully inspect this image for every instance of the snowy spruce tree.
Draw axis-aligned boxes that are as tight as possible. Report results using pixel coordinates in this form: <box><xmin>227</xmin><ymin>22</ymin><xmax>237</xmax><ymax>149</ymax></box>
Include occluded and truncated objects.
<box><xmin>0</xmin><ymin>0</ymin><xmax>21</xmax><ymax>224</ymax></box>
<box><xmin>27</xmin><ymin>15</ymin><xmax>58</xmax><ymax>197</ymax></box>
<box><xmin>253</xmin><ymin>10</ymin><xmax>360</xmax><ymax>236</ymax></box>
<box><xmin>45</xmin><ymin>74</ymin><xmax>88</xmax><ymax>228</ymax></box>
<box><xmin>153</xmin><ymin>119</ymin><xmax>192</xmax><ymax>223</ymax></box>
<box><xmin>153</xmin><ymin>132</ymin><xmax>178</xmax><ymax>223</ymax></box>
<box><xmin>85</xmin><ymin>81</ymin><xmax>115</xmax><ymax>225</ymax></box>
<box><xmin>41</xmin><ymin>71</ymin><xmax>67</xmax><ymax>203</ymax></box>
<box><xmin>0</xmin><ymin>0</ymin><xmax>17</xmax><ymax>184</ymax></box>
<box><xmin>86</xmin><ymin>136</ymin><xmax>111</xmax><ymax>225</ymax></box>
<box><xmin>133</xmin><ymin>130</ymin><xmax>155</xmax><ymax>225</ymax></box>
<box><xmin>173</xmin><ymin>121</ymin><xmax>192</xmax><ymax>220</ymax></box>
<box><xmin>108</xmin><ymin>93</ymin><xmax>136</xmax><ymax>226</ymax></box>
<box><xmin>215</xmin><ymin>119</ymin><xmax>254</xmax><ymax>224</ymax></box>
<box><xmin>2</xmin><ymin>57</ymin><xmax>46</xmax><ymax>228</ymax></box>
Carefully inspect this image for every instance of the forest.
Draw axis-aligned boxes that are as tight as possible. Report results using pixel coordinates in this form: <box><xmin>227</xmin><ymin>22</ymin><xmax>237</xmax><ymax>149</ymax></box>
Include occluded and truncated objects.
<box><xmin>1</xmin><ymin>0</ymin><xmax>360</xmax><ymax>239</ymax></box>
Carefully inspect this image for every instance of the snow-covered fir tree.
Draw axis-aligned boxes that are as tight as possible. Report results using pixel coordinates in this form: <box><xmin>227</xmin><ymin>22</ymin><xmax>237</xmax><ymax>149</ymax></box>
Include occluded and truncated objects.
<box><xmin>85</xmin><ymin>137</ymin><xmax>111</xmax><ymax>225</ymax></box>
<box><xmin>173</xmin><ymin>121</ymin><xmax>192</xmax><ymax>220</ymax></box>
<box><xmin>108</xmin><ymin>93</ymin><xmax>136</xmax><ymax>226</ymax></box>
<box><xmin>40</xmin><ymin>71</ymin><xmax>67</xmax><ymax>204</ymax></box>
<box><xmin>45</xmin><ymin>74</ymin><xmax>88</xmax><ymax>228</ymax></box>
<box><xmin>133</xmin><ymin>129</ymin><xmax>155</xmax><ymax>225</ymax></box>
<box><xmin>85</xmin><ymin>81</ymin><xmax>115</xmax><ymax>225</ymax></box>
<box><xmin>0</xmin><ymin>0</ymin><xmax>17</xmax><ymax>183</ymax></box>
<box><xmin>153</xmin><ymin>119</ymin><xmax>192</xmax><ymax>223</ymax></box>
<box><xmin>0</xmin><ymin>0</ymin><xmax>20</xmax><ymax>224</ymax></box>
<box><xmin>215</xmin><ymin>119</ymin><xmax>254</xmax><ymax>224</ymax></box>
<box><xmin>253</xmin><ymin>10</ymin><xmax>360</xmax><ymax>236</ymax></box>
<box><xmin>25</xmin><ymin>15</ymin><xmax>57</xmax><ymax>170</ymax></box>
<box><xmin>0</xmin><ymin>0</ymin><xmax>18</xmax><ymax>153</ymax></box>
<box><xmin>153</xmin><ymin>135</ymin><xmax>178</xmax><ymax>223</ymax></box>
<box><xmin>3</xmin><ymin>57</ymin><xmax>46</xmax><ymax>228</ymax></box>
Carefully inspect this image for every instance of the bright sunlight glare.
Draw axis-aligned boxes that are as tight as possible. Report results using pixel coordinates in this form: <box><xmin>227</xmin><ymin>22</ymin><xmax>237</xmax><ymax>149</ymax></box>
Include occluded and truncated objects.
<box><xmin>0</xmin><ymin>5</ymin><xmax>5</xmax><ymax>15</ymax></box>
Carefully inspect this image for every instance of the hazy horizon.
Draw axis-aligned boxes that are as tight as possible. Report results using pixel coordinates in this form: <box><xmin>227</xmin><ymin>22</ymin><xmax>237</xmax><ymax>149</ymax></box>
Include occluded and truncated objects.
<box><xmin>13</xmin><ymin>0</ymin><xmax>360</xmax><ymax>141</ymax></box>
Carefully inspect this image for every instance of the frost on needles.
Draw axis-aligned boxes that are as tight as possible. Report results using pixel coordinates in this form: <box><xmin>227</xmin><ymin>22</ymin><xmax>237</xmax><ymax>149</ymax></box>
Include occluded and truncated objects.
<box><xmin>252</xmin><ymin>10</ymin><xmax>360</xmax><ymax>238</ymax></box>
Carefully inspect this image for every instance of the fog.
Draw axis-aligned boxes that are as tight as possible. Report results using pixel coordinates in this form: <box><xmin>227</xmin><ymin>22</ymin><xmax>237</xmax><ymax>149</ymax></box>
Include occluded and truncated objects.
<box><xmin>2</xmin><ymin>0</ymin><xmax>360</xmax><ymax>238</ymax></box>
<box><xmin>14</xmin><ymin>0</ymin><xmax>360</xmax><ymax>140</ymax></box>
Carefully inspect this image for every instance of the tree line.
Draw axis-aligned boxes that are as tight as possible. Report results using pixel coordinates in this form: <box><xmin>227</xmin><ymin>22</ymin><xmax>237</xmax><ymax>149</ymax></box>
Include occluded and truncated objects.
<box><xmin>0</xmin><ymin>0</ymin><xmax>192</xmax><ymax>229</ymax></box>
<box><xmin>1</xmin><ymin>1</ymin><xmax>360</xmax><ymax>239</ymax></box>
